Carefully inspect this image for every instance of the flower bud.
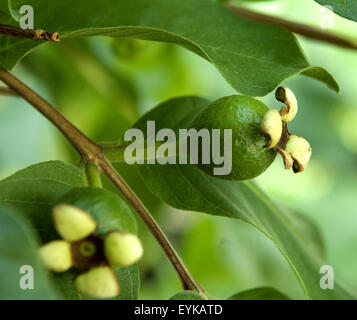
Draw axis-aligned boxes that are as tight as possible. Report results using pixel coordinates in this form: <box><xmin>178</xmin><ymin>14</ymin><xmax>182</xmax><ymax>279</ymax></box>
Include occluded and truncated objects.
<box><xmin>39</xmin><ymin>240</ymin><xmax>72</xmax><ymax>272</ymax></box>
<box><xmin>104</xmin><ymin>232</ymin><xmax>143</xmax><ymax>267</ymax></box>
<box><xmin>52</xmin><ymin>204</ymin><xmax>97</xmax><ymax>241</ymax></box>
<box><xmin>74</xmin><ymin>266</ymin><xmax>120</xmax><ymax>298</ymax></box>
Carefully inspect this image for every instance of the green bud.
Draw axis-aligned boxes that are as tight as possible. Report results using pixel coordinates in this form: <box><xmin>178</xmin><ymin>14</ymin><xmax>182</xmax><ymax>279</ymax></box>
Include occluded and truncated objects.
<box><xmin>74</xmin><ymin>266</ymin><xmax>120</xmax><ymax>298</ymax></box>
<box><xmin>104</xmin><ymin>232</ymin><xmax>143</xmax><ymax>267</ymax></box>
<box><xmin>52</xmin><ymin>204</ymin><xmax>97</xmax><ymax>241</ymax></box>
<box><xmin>39</xmin><ymin>240</ymin><xmax>72</xmax><ymax>272</ymax></box>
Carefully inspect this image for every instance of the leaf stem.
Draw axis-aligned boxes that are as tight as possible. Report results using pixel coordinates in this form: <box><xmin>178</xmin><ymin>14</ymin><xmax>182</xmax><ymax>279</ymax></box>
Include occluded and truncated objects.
<box><xmin>0</xmin><ymin>24</ymin><xmax>60</xmax><ymax>42</ymax></box>
<box><xmin>227</xmin><ymin>5</ymin><xmax>357</xmax><ymax>51</ymax></box>
<box><xmin>0</xmin><ymin>66</ymin><xmax>206</xmax><ymax>297</ymax></box>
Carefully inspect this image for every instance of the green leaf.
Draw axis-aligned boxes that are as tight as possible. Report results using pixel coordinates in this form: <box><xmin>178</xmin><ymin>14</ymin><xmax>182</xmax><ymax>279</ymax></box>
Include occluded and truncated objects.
<box><xmin>127</xmin><ymin>96</ymin><xmax>353</xmax><ymax>300</ymax></box>
<box><xmin>0</xmin><ymin>0</ymin><xmax>336</xmax><ymax>96</ymax></box>
<box><xmin>301</xmin><ymin>66</ymin><xmax>339</xmax><ymax>93</ymax></box>
<box><xmin>315</xmin><ymin>1</ymin><xmax>357</xmax><ymax>22</ymax></box>
<box><xmin>0</xmin><ymin>161</ymin><xmax>140</xmax><ymax>300</ymax></box>
<box><xmin>169</xmin><ymin>290</ymin><xmax>206</xmax><ymax>300</ymax></box>
<box><xmin>283</xmin><ymin>208</ymin><xmax>326</xmax><ymax>261</ymax></box>
<box><xmin>0</xmin><ymin>204</ymin><xmax>58</xmax><ymax>299</ymax></box>
<box><xmin>228</xmin><ymin>287</ymin><xmax>290</xmax><ymax>300</ymax></box>
<box><xmin>0</xmin><ymin>2</ymin><xmax>12</xmax><ymax>23</ymax></box>
<box><xmin>0</xmin><ymin>161</ymin><xmax>87</xmax><ymax>235</ymax></box>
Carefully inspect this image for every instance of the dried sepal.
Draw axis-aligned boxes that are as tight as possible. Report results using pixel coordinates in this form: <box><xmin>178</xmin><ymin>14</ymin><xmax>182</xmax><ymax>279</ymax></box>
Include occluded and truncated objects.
<box><xmin>74</xmin><ymin>266</ymin><xmax>120</xmax><ymax>298</ymax></box>
<box><xmin>52</xmin><ymin>204</ymin><xmax>97</xmax><ymax>241</ymax></box>
<box><xmin>39</xmin><ymin>240</ymin><xmax>72</xmax><ymax>272</ymax></box>
<box><xmin>275</xmin><ymin>86</ymin><xmax>298</xmax><ymax>123</ymax></box>
<box><xmin>285</xmin><ymin>135</ymin><xmax>312</xmax><ymax>173</ymax></box>
<box><xmin>276</xmin><ymin>147</ymin><xmax>293</xmax><ymax>170</ymax></box>
<box><xmin>104</xmin><ymin>232</ymin><xmax>143</xmax><ymax>267</ymax></box>
<box><xmin>261</xmin><ymin>109</ymin><xmax>283</xmax><ymax>149</ymax></box>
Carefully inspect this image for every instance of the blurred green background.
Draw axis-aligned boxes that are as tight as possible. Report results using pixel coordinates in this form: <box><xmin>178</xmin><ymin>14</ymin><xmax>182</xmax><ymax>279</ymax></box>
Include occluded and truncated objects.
<box><xmin>1</xmin><ymin>0</ymin><xmax>356</xmax><ymax>299</ymax></box>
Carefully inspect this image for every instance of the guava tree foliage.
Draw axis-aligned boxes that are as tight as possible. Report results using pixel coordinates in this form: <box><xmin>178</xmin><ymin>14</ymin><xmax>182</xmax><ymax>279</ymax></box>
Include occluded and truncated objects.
<box><xmin>0</xmin><ymin>0</ymin><xmax>355</xmax><ymax>300</ymax></box>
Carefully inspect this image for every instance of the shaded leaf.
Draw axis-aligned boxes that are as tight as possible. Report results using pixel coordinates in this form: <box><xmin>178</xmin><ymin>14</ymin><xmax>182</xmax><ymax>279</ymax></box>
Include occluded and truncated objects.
<box><xmin>228</xmin><ymin>287</ymin><xmax>289</xmax><ymax>300</ymax></box>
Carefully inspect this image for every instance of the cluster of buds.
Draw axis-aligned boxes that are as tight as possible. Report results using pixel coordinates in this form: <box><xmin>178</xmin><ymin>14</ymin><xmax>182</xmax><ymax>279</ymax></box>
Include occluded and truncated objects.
<box><xmin>261</xmin><ymin>86</ymin><xmax>311</xmax><ymax>173</ymax></box>
<box><xmin>39</xmin><ymin>204</ymin><xmax>143</xmax><ymax>298</ymax></box>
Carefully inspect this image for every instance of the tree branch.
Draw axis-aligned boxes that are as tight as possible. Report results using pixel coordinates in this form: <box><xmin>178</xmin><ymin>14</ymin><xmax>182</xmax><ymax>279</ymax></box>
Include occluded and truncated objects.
<box><xmin>0</xmin><ymin>24</ymin><xmax>60</xmax><ymax>42</ymax></box>
<box><xmin>0</xmin><ymin>86</ymin><xmax>17</xmax><ymax>96</ymax></box>
<box><xmin>227</xmin><ymin>5</ymin><xmax>357</xmax><ymax>51</ymax></box>
<box><xmin>0</xmin><ymin>66</ymin><xmax>205</xmax><ymax>297</ymax></box>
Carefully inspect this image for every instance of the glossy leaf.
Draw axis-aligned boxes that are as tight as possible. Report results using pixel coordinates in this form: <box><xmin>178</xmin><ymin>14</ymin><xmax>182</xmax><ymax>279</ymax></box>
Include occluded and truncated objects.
<box><xmin>127</xmin><ymin>96</ymin><xmax>353</xmax><ymax>300</ymax></box>
<box><xmin>0</xmin><ymin>0</ymin><xmax>337</xmax><ymax>96</ymax></box>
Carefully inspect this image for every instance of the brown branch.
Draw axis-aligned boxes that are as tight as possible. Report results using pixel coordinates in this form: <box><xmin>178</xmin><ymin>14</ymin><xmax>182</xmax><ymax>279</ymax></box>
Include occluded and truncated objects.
<box><xmin>227</xmin><ymin>5</ymin><xmax>357</xmax><ymax>51</ymax></box>
<box><xmin>0</xmin><ymin>24</ymin><xmax>60</xmax><ymax>42</ymax></box>
<box><xmin>0</xmin><ymin>86</ymin><xmax>17</xmax><ymax>96</ymax></box>
<box><xmin>0</xmin><ymin>66</ymin><xmax>205</xmax><ymax>297</ymax></box>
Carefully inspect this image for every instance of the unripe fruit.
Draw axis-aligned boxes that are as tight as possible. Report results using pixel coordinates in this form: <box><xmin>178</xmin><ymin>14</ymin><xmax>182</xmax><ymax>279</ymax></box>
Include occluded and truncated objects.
<box><xmin>39</xmin><ymin>240</ymin><xmax>72</xmax><ymax>272</ymax></box>
<box><xmin>190</xmin><ymin>95</ymin><xmax>276</xmax><ymax>181</ymax></box>
<box><xmin>74</xmin><ymin>266</ymin><xmax>120</xmax><ymax>298</ymax></box>
<box><xmin>104</xmin><ymin>232</ymin><xmax>143</xmax><ymax>267</ymax></box>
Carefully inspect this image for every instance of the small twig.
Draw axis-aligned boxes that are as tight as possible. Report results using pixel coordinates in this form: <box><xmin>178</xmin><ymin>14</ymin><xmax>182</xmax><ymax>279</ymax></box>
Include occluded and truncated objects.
<box><xmin>0</xmin><ymin>66</ymin><xmax>205</xmax><ymax>297</ymax></box>
<box><xmin>0</xmin><ymin>24</ymin><xmax>60</xmax><ymax>42</ymax></box>
<box><xmin>0</xmin><ymin>86</ymin><xmax>17</xmax><ymax>96</ymax></box>
<box><xmin>227</xmin><ymin>5</ymin><xmax>357</xmax><ymax>51</ymax></box>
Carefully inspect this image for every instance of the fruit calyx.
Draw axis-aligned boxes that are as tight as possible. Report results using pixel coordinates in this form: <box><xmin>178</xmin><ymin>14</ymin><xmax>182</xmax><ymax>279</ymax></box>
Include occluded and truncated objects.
<box><xmin>261</xmin><ymin>86</ymin><xmax>311</xmax><ymax>173</ymax></box>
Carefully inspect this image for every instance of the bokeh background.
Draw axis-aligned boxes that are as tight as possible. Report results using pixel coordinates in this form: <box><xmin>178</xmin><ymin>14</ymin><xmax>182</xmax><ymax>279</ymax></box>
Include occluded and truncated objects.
<box><xmin>0</xmin><ymin>0</ymin><xmax>356</xmax><ymax>299</ymax></box>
